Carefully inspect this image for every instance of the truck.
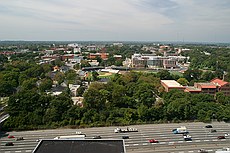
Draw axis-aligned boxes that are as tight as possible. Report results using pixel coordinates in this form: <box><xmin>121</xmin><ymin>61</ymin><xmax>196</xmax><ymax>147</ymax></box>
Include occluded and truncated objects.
<box><xmin>172</xmin><ymin>126</ymin><xmax>188</xmax><ymax>134</ymax></box>
<box><xmin>54</xmin><ymin>135</ymin><xmax>86</xmax><ymax>140</ymax></box>
<box><xmin>215</xmin><ymin>148</ymin><xmax>230</xmax><ymax>153</ymax></box>
<box><xmin>114</xmin><ymin>127</ymin><xmax>138</xmax><ymax>133</ymax></box>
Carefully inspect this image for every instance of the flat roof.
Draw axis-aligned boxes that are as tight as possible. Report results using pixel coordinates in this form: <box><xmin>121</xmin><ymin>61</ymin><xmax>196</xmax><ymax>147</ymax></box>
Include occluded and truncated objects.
<box><xmin>33</xmin><ymin>139</ymin><xmax>125</xmax><ymax>153</ymax></box>
<box><xmin>161</xmin><ymin>80</ymin><xmax>183</xmax><ymax>88</ymax></box>
<box><xmin>185</xmin><ymin>86</ymin><xmax>202</xmax><ymax>92</ymax></box>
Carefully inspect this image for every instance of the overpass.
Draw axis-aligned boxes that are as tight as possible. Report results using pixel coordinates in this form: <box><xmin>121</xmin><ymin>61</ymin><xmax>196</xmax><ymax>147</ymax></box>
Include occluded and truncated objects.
<box><xmin>0</xmin><ymin>114</ymin><xmax>10</xmax><ymax>124</ymax></box>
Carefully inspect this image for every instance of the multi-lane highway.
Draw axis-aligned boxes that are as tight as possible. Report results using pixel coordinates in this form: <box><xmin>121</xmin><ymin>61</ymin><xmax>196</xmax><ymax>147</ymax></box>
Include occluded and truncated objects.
<box><xmin>1</xmin><ymin>122</ymin><xmax>230</xmax><ymax>153</ymax></box>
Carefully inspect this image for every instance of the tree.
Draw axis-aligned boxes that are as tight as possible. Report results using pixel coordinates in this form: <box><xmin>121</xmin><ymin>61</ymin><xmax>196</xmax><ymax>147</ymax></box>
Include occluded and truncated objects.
<box><xmin>0</xmin><ymin>81</ymin><xmax>15</xmax><ymax>96</ymax></box>
<box><xmin>177</xmin><ymin>78</ymin><xmax>189</xmax><ymax>86</ymax></box>
<box><xmin>54</xmin><ymin>72</ymin><xmax>65</xmax><ymax>84</ymax></box>
<box><xmin>21</xmin><ymin>78</ymin><xmax>38</xmax><ymax>91</ymax></box>
<box><xmin>92</xmin><ymin>71</ymin><xmax>99</xmax><ymax>81</ymax></box>
<box><xmin>39</xmin><ymin>78</ymin><xmax>53</xmax><ymax>92</ymax></box>
<box><xmin>157</xmin><ymin>70</ymin><xmax>172</xmax><ymax>80</ymax></box>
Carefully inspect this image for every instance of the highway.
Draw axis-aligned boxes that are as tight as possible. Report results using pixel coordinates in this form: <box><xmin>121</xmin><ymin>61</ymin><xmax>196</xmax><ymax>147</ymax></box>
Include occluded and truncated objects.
<box><xmin>1</xmin><ymin>122</ymin><xmax>230</xmax><ymax>153</ymax></box>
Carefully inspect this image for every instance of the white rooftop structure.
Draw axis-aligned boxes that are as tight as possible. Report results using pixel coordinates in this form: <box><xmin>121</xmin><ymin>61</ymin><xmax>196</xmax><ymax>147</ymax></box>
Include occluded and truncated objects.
<box><xmin>161</xmin><ymin>80</ymin><xmax>183</xmax><ymax>88</ymax></box>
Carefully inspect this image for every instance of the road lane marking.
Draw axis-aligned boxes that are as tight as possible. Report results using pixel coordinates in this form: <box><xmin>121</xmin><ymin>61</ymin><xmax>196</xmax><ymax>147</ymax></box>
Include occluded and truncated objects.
<box><xmin>26</xmin><ymin>150</ymin><xmax>32</xmax><ymax>152</ymax></box>
<box><xmin>133</xmin><ymin>144</ymin><xmax>139</xmax><ymax>146</ymax></box>
<box><xmin>159</xmin><ymin>142</ymin><xmax>166</xmax><ymax>144</ymax></box>
<box><xmin>143</xmin><ymin>143</ymin><xmax>148</xmax><ymax>145</ymax></box>
<box><xmin>179</xmin><ymin>151</ymin><xmax>184</xmax><ymax>153</ymax></box>
<box><xmin>178</xmin><ymin>141</ymin><xmax>184</xmax><ymax>143</ymax></box>
<box><xmin>15</xmin><ymin>151</ymin><xmax>21</xmax><ymax>153</ymax></box>
<box><xmin>188</xmin><ymin>151</ymin><xmax>194</xmax><ymax>153</ymax></box>
<box><xmin>5</xmin><ymin>151</ymin><xmax>11</xmax><ymax>153</ymax></box>
<box><xmin>195</xmin><ymin>140</ymin><xmax>201</xmax><ymax>142</ymax></box>
<box><xmin>125</xmin><ymin>145</ymin><xmax>129</xmax><ymax>146</ymax></box>
<box><xmin>204</xmin><ymin>140</ymin><xmax>210</xmax><ymax>141</ymax></box>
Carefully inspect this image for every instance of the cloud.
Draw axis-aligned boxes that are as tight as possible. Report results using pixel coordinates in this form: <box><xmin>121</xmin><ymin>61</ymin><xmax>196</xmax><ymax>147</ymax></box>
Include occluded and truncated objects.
<box><xmin>0</xmin><ymin>0</ymin><xmax>229</xmax><ymax>42</ymax></box>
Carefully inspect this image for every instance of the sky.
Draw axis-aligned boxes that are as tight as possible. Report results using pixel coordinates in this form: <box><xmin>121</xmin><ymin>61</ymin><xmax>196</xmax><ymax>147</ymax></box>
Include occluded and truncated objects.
<box><xmin>0</xmin><ymin>0</ymin><xmax>230</xmax><ymax>42</ymax></box>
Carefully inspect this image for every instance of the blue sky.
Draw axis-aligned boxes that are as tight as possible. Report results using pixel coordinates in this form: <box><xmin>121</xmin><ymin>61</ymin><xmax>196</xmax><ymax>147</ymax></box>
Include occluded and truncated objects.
<box><xmin>0</xmin><ymin>0</ymin><xmax>230</xmax><ymax>42</ymax></box>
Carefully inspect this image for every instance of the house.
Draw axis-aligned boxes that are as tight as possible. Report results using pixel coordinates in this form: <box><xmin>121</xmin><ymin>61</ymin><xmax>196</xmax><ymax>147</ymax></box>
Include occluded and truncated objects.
<box><xmin>72</xmin><ymin>97</ymin><xmax>84</xmax><ymax>107</ymax></box>
<box><xmin>69</xmin><ymin>84</ymin><xmax>81</xmax><ymax>97</ymax></box>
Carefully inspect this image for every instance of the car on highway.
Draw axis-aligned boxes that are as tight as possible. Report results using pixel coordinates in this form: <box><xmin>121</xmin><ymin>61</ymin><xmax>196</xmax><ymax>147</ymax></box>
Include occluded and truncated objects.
<box><xmin>5</xmin><ymin>142</ymin><xmax>14</xmax><ymax>146</ymax></box>
<box><xmin>198</xmin><ymin>149</ymin><xmax>209</xmax><ymax>153</ymax></box>
<box><xmin>225</xmin><ymin>133</ymin><xmax>229</xmax><ymax>137</ymax></box>
<box><xmin>205</xmin><ymin>125</ymin><xmax>213</xmax><ymax>128</ymax></box>
<box><xmin>149</xmin><ymin>139</ymin><xmax>159</xmax><ymax>143</ymax></box>
<box><xmin>16</xmin><ymin>137</ymin><xmax>24</xmax><ymax>141</ymax></box>
<box><xmin>93</xmin><ymin>135</ymin><xmax>101</xmax><ymax>139</ymax></box>
<box><xmin>76</xmin><ymin>131</ymin><xmax>86</xmax><ymax>136</ymax></box>
<box><xmin>8</xmin><ymin>135</ymin><xmax>15</xmax><ymax>138</ymax></box>
<box><xmin>210</xmin><ymin>129</ymin><xmax>217</xmax><ymax>133</ymax></box>
<box><xmin>122</xmin><ymin>136</ymin><xmax>129</xmax><ymax>139</ymax></box>
<box><xmin>184</xmin><ymin>135</ymin><xmax>192</xmax><ymax>141</ymax></box>
<box><xmin>217</xmin><ymin>136</ymin><xmax>225</xmax><ymax>139</ymax></box>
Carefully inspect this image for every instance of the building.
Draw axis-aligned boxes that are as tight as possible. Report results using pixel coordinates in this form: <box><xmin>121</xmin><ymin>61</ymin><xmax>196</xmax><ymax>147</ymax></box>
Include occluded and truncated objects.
<box><xmin>32</xmin><ymin>139</ymin><xmax>126</xmax><ymax>153</ymax></box>
<box><xmin>211</xmin><ymin>78</ymin><xmax>230</xmax><ymax>96</ymax></box>
<box><xmin>161</xmin><ymin>80</ymin><xmax>185</xmax><ymax>92</ymax></box>
<box><xmin>184</xmin><ymin>86</ymin><xmax>202</xmax><ymax>94</ymax></box>
<box><xmin>88</xmin><ymin>53</ymin><xmax>109</xmax><ymax>60</ymax></box>
<box><xmin>194</xmin><ymin>82</ymin><xmax>217</xmax><ymax>95</ymax></box>
<box><xmin>131</xmin><ymin>54</ymin><xmax>178</xmax><ymax>69</ymax></box>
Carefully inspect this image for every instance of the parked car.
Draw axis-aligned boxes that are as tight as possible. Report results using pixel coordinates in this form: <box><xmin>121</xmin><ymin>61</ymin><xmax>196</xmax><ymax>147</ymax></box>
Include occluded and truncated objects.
<box><xmin>93</xmin><ymin>135</ymin><xmax>101</xmax><ymax>139</ymax></box>
<box><xmin>16</xmin><ymin>137</ymin><xmax>24</xmax><ymax>141</ymax></box>
<box><xmin>5</xmin><ymin>142</ymin><xmax>14</xmax><ymax>146</ymax></box>
<box><xmin>149</xmin><ymin>139</ymin><xmax>159</xmax><ymax>143</ymax></box>
<box><xmin>122</xmin><ymin>136</ymin><xmax>129</xmax><ymax>139</ymax></box>
<box><xmin>205</xmin><ymin>125</ymin><xmax>213</xmax><ymax>128</ymax></box>
<box><xmin>217</xmin><ymin>136</ymin><xmax>225</xmax><ymax>139</ymax></box>
<box><xmin>8</xmin><ymin>135</ymin><xmax>15</xmax><ymax>138</ymax></box>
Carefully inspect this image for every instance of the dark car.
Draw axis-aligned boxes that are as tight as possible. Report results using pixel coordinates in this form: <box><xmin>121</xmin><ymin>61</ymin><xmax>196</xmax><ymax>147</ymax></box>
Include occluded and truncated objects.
<box><xmin>217</xmin><ymin>136</ymin><xmax>225</xmax><ymax>139</ymax></box>
<box><xmin>149</xmin><ymin>139</ymin><xmax>159</xmax><ymax>143</ymax></box>
<box><xmin>198</xmin><ymin>149</ymin><xmax>209</xmax><ymax>153</ymax></box>
<box><xmin>205</xmin><ymin>125</ymin><xmax>213</xmax><ymax>128</ymax></box>
<box><xmin>93</xmin><ymin>135</ymin><xmax>101</xmax><ymax>139</ymax></box>
<box><xmin>210</xmin><ymin>129</ymin><xmax>217</xmax><ymax>133</ymax></box>
<box><xmin>122</xmin><ymin>136</ymin><xmax>129</xmax><ymax>139</ymax></box>
<box><xmin>5</xmin><ymin>142</ymin><xmax>14</xmax><ymax>146</ymax></box>
<box><xmin>16</xmin><ymin>137</ymin><xmax>24</xmax><ymax>141</ymax></box>
<box><xmin>184</xmin><ymin>137</ymin><xmax>192</xmax><ymax>141</ymax></box>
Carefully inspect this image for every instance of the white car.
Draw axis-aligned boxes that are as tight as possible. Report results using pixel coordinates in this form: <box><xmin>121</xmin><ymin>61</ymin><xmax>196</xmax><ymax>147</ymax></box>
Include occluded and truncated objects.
<box><xmin>224</xmin><ymin>133</ymin><xmax>229</xmax><ymax>137</ymax></box>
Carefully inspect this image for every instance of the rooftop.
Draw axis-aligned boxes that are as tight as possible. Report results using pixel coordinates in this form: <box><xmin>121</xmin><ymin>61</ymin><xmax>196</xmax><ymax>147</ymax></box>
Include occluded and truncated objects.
<box><xmin>33</xmin><ymin>139</ymin><xmax>125</xmax><ymax>153</ymax></box>
<box><xmin>211</xmin><ymin>78</ymin><xmax>228</xmax><ymax>87</ymax></box>
<box><xmin>161</xmin><ymin>80</ymin><xmax>183</xmax><ymax>88</ymax></box>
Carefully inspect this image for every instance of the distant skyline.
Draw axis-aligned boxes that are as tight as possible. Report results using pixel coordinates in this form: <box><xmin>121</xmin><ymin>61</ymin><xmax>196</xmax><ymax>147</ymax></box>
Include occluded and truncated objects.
<box><xmin>0</xmin><ymin>0</ymin><xmax>230</xmax><ymax>43</ymax></box>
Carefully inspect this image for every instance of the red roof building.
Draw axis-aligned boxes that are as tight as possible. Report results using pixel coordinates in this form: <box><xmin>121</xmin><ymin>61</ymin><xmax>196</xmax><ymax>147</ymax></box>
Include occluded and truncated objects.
<box><xmin>194</xmin><ymin>83</ymin><xmax>217</xmax><ymax>95</ymax></box>
<box><xmin>184</xmin><ymin>86</ymin><xmax>202</xmax><ymax>94</ymax></box>
<box><xmin>211</xmin><ymin>78</ymin><xmax>230</xmax><ymax>96</ymax></box>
